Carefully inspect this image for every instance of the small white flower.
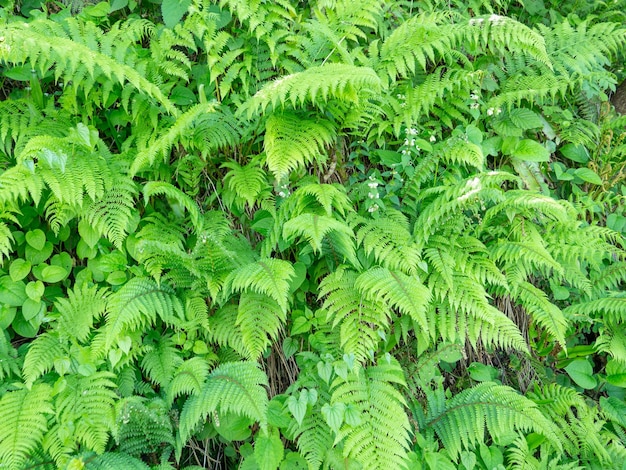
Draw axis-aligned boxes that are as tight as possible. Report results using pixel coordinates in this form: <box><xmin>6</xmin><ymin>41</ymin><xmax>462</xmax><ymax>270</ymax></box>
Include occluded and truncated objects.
<box><xmin>368</xmin><ymin>192</ymin><xmax>375</xmax><ymax>199</ymax></box>
<box><xmin>470</xmin><ymin>102</ymin><xmax>480</xmax><ymax>110</ymax></box>
<box><xmin>278</xmin><ymin>191</ymin><xmax>286</xmax><ymax>197</ymax></box>
<box><xmin>496</xmin><ymin>108</ymin><xmax>502</xmax><ymax>115</ymax></box>
<box><xmin>415</xmin><ymin>145</ymin><xmax>421</xmax><ymax>153</ymax></box>
<box><xmin>429</xmin><ymin>135</ymin><xmax>436</xmax><ymax>142</ymax></box>
<box><xmin>487</xmin><ymin>108</ymin><xmax>494</xmax><ymax>116</ymax></box>
<box><xmin>470</xmin><ymin>93</ymin><xmax>479</xmax><ymax>101</ymax></box>
<box><xmin>367</xmin><ymin>182</ymin><xmax>378</xmax><ymax>189</ymax></box>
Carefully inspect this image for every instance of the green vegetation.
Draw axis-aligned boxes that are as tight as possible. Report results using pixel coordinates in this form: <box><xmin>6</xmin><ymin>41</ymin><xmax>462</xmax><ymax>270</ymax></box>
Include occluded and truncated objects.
<box><xmin>1</xmin><ymin>0</ymin><xmax>625</xmax><ymax>468</ymax></box>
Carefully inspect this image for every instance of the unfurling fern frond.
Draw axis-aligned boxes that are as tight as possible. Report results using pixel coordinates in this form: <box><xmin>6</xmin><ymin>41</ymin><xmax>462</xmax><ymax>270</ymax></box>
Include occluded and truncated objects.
<box><xmin>243</xmin><ymin>64</ymin><xmax>382</xmax><ymax>116</ymax></box>
<box><xmin>0</xmin><ymin>384</ymin><xmax>54</xmax><ymax>470</ymax></box>
<box><xmin>105</xmin><ymin>277</ymin><xmax>185</xmax><ymax>348</ymax></box>
<box><xmin>331</xmin><ymin>358</ymin><xmax>412</xmax><ymax>470</ymax></box>
<box><xmin>422</xmin><ymin>382</ymin><xmax>562</xmax><ymax>459</ymax></box>
<box><xmin>179</xmin><ymin>361</ymin><xmax>269</xmax><ymax>443</ymax></box>
<box><xmin>264</xmin><ymin>112</ymin><xmax>336</xmax><ymax>179</ymax></box>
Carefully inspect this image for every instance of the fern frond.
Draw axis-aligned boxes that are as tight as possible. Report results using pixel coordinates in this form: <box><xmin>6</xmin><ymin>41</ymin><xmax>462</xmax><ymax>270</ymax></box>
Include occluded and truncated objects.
<box><xmin>141</xmin><ymin>335</ymin><xmax>184</xmax><ymax>387</ymax></box>
<box><xmin>237</xmin><ymin>292</ymin><xmax>286</xmax><ymax>360</ymax></box>
<box><xmin>143</xmin><ymin>181</ymin><xmax>203</xmax><ymax>231</ymax></box>
<box><xmin>0</xmin><ymin>384</ymin><xmax>53</xmax><ymax>470</ymax></box>
<box><xmin>115</xmin><ymin>397</ymin><xmax>174</xmax><ymax>457</ymax></box>
<box><xmin>55</xmin><ymin>371</ymin><xmax>117</xmax><ymax>454</ymax></box>
<box><xmin>166</xmin><ymin>357</ymin><xmax>211</xmax><ymax>404</ymax></box>
<box><xmin>54</xmin><ymin>284</ymin><xmax>109</xmax><ymax>343</ymax></box>
<box><xmin>130</xmin><ymin>103</ymin><xmax>218</xmax><ymax>175</ymax></box>
<box><xmin>105</xmin><ymin>277</ymin><xmax>185</xmax><ymax>348</ymax></box>
<box><xmin>293</xmin><ymin>183</ymin><xmax>353</xmax><ymax>217</ymax></box>
<box><xmin>22</xmin><ymin>332</ymin><xmax>67</xmax><ymax>386</ymax></box>
<box><xmin>564</xmin><ymin>294</ymin><xmax>626</xmax><ymax>325</ymax></box>
<box><xmin>179</xmin><ymin>361</ymin><xmax>269</xmax><ymax>443</ymax></box>
<box><xmin>222</xmin><ymin>159</ymin><xmax>270</xmax><ymax>210</ymax></box>
<box><xmin>376</xmin><ymin>12</ymin><xmax>452</xmax><ymax>82</ymax></box>
<box><xmin>353</xmin><ymin>211</ymin><xmax>422</xmax><ymax>275</ymax></box>
<box><xmin>319</xmin><ymin>268</ymin><xmax>391</xmax><ymax>362</ymax></box>
<box><xmin>354</xmin><ymin>267</ymin><xmax>431</xmax><ymax>333</ymax></box>
<box><xmin>423</xmin><ymin>382</ymin><xmax>562</xmax><ymax>459</ymax></box>
<box><xmin>514</xmin><ymin>281</ymin><xmax>567</xmax><ymax>348</ymax></box>
<box><xmin>71</xmin><ymin>451</ymin><xmax>151</xmax><ymax>470</ymax></box>
<box><xmin>84</xmin><ymin>173</ymin><xmax>136</xmax><ymax>249</ymax></box>
<box><xmin>0</xmin><ymin>17</ymin><xmax>174</xmax><ymax>113</ymax></box>
<box><xmin>264</xmin><ymin>112</ymin><xmax>336</xmax><ymax>179</ymax></box>
<box><xmin>221</xmin><ymin>258</ymin><xmax>295</xmax><ymax>312</ymax></box>
<box><xmin>283</xmin><ymin>213</ymin><xmax>354</xmax><ymax>255</ymax></box>
<box><xmin>207</xmin><ymin>305</ymin><xmax>249</xmax><ymax>359</ymax></box>
<box><xmin>244</xmin><ymin>64</ymin><xmax>382</xmax><ymax>116</ymax></box>
<box><xmin>331</xmin><ymin>358</ymin><xmax>411</xmax><ymax>470</ymax></box>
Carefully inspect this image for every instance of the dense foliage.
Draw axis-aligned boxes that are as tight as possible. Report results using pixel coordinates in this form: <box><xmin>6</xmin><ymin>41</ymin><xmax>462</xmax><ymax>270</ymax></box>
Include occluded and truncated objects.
<box><xmin>1</xmin><ymin>0</ymin><xmax>626</xmax><ymax>468</ymax></box>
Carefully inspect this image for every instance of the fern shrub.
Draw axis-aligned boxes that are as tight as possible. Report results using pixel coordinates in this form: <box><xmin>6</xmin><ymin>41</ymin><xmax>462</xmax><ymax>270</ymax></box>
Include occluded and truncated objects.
<box><xmin>0</xmin><ymin>0</ymin><xmax>625</xmax><ymax>468</ymax></box>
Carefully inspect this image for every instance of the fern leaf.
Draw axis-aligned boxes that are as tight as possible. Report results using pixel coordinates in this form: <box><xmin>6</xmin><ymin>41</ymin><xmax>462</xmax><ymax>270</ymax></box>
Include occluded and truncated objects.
<box><xmin>130</xmin><ymin>103</ymin><xmax>219</xmax><ymax>175</ymax></box>
<box><xmin>141</xmin><ymin>335</ymin><xmax>184</xmax><ymax>387</ymax></box>
<box><xmin>424</xmin><ymin>382</ymin><xmax>562</xmax><ymax>459</ymax></box>
<box><xmin>354</xmin><ymin>267</ymin><xmax>431</xmax><ymax>333</ymax></box>
<box><xmin>105</xmin><ymin>277</ymin><xmax>184</xmax><ymax>349</ymax></box>
<box><xmin>264</xmin><ymin>112</ymin><xmax>336</xmax><ymax>179</ymax></box>
<box><xmin>70</xmin><ymin>451</ymin><xmax>151</xmax><ymax>470</ymax></box>
<box><xmin>514</xmin><ymin>281</ymin><xmax>568</xmax><ymax>348</ymax></box>
<box><xmin>0</xmin><ymin>18</ymin><xmax>174</xmax><ymax>113</ymax></box>
<box><xmin>237</xmin><ymin>292</ymin><xmax>286</xmax><ymax>360</ymax></box>
<box><xmin>0</xmin><ymin>384</ymin><xmax>54</xmax><ymax>470</ymax></box>
<box><xmin>166</xmin><ymin>357</ymin><xmax>211</xmax><ymax>404</ymax></box>
<box><xmin>179</xmin><ymin>361</ymin><xmax>269</xmax><ymax>443</ymax></box>
<box><xmin>331</xmin><ymin>358</ymin><xmax>412</xmax><ymax>470</ymax></box>
<box><xmin>143</xmin><ymin>181</ymin><xmax>203</xmax><ymax>231</ymax></box>
<box><xmin>283</xmin><ymin>213</ymin><xmax>354</xmax><ymax>254</ymax></box>
<box><xmin>54</xmin><ymin>284</ymin><xmax>109</xmax><ymax>343</ymax></box>
<box><xmin>564</xmin><ymin>294</ymin><xmax>626</xmax><ymax>325</ymax></box>
<box><xmin>222</xmin><ymin>159</ymin><xmax>270</xmax><ymax>209</ymax></box>
<box><xmin>115</xmin><ymin>397</ymin><xmax>174</xmax><ymax>457</ymax></box>
<box><xmin>319</xmin><ymin>268</ymin><xmax>391</xmax><ymax>362</ymax></box>
<box><xmin>222</xmin><ymin>258</ymin><xmax>295</xmax><ymax>312</ymax></box>
<box><xmin>22</xmin><ymin>332</ymin><xmax>67</xmax><ymax>386</ymax></box>
<box><xmin>244</xmin><ymin>64</ymin><xmax>382</xmax><ymax>116</ymax></box>
<box><xmin>55</xmin><ymin>371</ymin><xmax>117</xmax><ymax>454</ymax></box>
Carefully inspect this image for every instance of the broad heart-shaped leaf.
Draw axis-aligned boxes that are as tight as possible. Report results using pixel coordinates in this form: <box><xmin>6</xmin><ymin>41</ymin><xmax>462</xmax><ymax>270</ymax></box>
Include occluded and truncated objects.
<box><xmin>25</xmin><ymin>229</ymin><xmax>46</xmax><ymax>250</ymax></box>
<box><xmin>564</xmin><ymin>359</ymin><xmax>597</xmax><ymax>389</ymax></box>
<box><xmin>559</xmin><ymin>143</ymin><xmax>589</xmax><ymax>163</ymax></box>
<box><xmin>286</xmin><ymin>393</ymin><xmax>308</xmax><ymax>426</ymax></box>
<box><xmin>321</xmin><ymin>402</ymin><xmax>345</xmax><ymax>433</ymax></box>
<box><xmin>574</xmin><ymin>168</ymin><xmax>603</xmax><ymax>185</ymax></box>
<box><xmin>254</xmin><ymin>427</ymin><xmax>284</xmax><ymax>470</ymax></box>
<box><xmin>161</xmin><ymin>0</ymin><xmax>191</xmax><ymax>28</ymax></box>
<box><xmin>0</xmin><ymin>277</ymin><xmax>27</xmax><ymax>307</ymax></box>
<box><xmin>9</xmin><ymin>259</ymin><xmax>31</xmax><ymax>281</ymax></box>
<box><xmin>511</xmin><ymin>139</ymin><xmax>550</xmax><ymax>162</ymax></box>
